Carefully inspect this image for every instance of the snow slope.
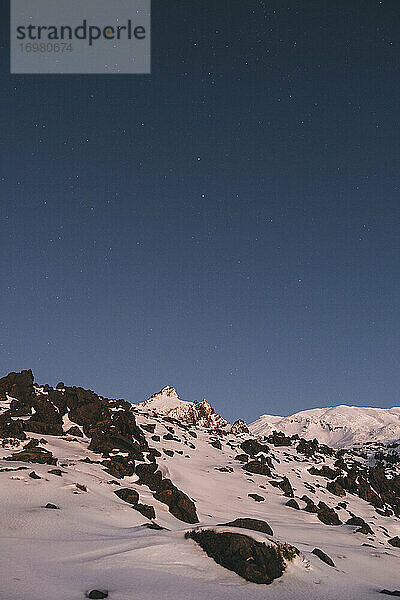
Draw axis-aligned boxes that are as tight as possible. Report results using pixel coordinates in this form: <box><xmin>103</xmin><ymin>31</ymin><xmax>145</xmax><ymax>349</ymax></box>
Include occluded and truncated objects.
<box><xmin>250</xmin><ymin>405</ymin><xmax>400</xmax><ymax>448</ymax></box>
<box><xmin>0</xmin><ymin>373</ymin><xmax>399</xmax><ymax>600</ymax></box>
<box><xmin>1</xmin><ymin>419</ymin><xmax>399</xmax><ymax>600</ymax></box>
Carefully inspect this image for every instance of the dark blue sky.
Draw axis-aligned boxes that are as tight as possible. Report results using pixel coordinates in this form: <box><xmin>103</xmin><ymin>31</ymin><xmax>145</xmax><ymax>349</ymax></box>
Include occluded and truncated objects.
<box><xmin>1</xmin><ymin>1</ymin><xmax>399</xmax><ymax>422</ymax></box>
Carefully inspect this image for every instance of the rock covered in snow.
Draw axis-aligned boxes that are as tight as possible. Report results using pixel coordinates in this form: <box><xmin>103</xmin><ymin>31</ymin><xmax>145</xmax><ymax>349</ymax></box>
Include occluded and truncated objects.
<box><xmin>230</xmin><ymin>419</ymin><xmax>249</xmax><ymax>435</ymax></box>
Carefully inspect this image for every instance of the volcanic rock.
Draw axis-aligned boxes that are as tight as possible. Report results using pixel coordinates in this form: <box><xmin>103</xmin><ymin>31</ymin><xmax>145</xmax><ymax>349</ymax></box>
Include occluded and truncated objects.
<box><xmin>114</xmin><ymin>488</ymin><xmax>139</xmax><ymax>506</ymax></box>
<box><xmin>312</xmin><ymin>548</ymin><xmax>335</xmax><ymax>567</ymax></box>
<box><xmin>220</xmin><ymin>518</ymin><xmax>273</xmax><ymax>535</ymax></box>
<box><xmin>185</xmin><ymin>529</ymin><xmax>293</xmax><ymax>584</ymax></box>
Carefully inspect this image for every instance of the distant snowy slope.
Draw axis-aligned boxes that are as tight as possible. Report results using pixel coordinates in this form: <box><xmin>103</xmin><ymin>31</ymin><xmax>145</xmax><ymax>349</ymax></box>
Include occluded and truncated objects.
<box><xmin>250</xmin><ymin>405</ymin><xmax>400</xmax><ymax>448</ymax></box>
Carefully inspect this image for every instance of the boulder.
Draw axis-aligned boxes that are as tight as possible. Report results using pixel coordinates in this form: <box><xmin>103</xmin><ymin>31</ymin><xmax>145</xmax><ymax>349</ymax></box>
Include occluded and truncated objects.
<box><xmin>65</xmin><ymin>426</ymin><xmax>83</xmax><ymax>437</ymax></box>
<box><xmin>308</xmin><ymin>465</ymin><xmax>340</xmax><ymax>479</ymax></box>
<box><xmin>0</xmin><ymin>414</ymin><xmax>26</xmax><ymax>440</ymax></box>
<box><xmin>114</xmin><ymin>488</ymin><xmax>139</xmax><ymax>506</ymax></box>
<box><xmin>234</xmin><ymin>453</ymin><xmax>248</xmax><ymax>463</ymax></box>
<box><xmin>248</xmin><ymin>493</ymin><xmax>265</xmax><ymax>502</ymax></box>
<box><xmin>243</xmin><ymin>460</ymin><xmax>272</xmax><ymax>476</ymax></box>
<box><xmin>185</xmin><ymin>529</ymin><xmax>295</xmax><ymax>584</ymax></box>
<box><xmin>154</xmin><ymin>484</ymin><xmax>198</xmax><ymax>524</ymax></box>
<box><xmin>210</xmin><ymin>440</ymin><xmax>222</xmax><ymax>450</ymax></box>
<box><xmin>346</xmin><ymin>516</ymin><xmax>373</xmax><ymax>535</ymax></box>
<box><xmin>388</xmin><ymin>536</ymin><xmax>400</xmax><ymax>548</ymax></box>
<box><xmin>220</xmin><ymin>518</ymin><xmax>273</xmax><ymax>536</ymax></box>
<box><xmin>301</xmin><ymin>495</ymin><xmax>319</xmax><ymax>513</ymax></box>
<box><xmin>133</xmin><ymin>503</ymin><xmax>156</xmax><ymax>520</ymax></box>
<box><xmin>327</xmin><ymin>480</ymin><xmax>346</xmax><ymax>497</ymax></box>
<box><xmin>102</xmin><ymin>456</ymin><xmax>135</xmax><ymax>479</ymax></box>
<box><xmin>240</xmin><ymin>439</ymin><xmax>268</xmax><ymax>456</ymax></box>
<box><xmin>317</xmin><ymin>502</ymin><xmax>342</xmax><ymax>525</ymax></box>
<box><xmin>86</xmin><ymin>591</ymin><xmax>108</xmax><ymax>599</ymax></box>
<box><xmin>312</xmin><ymin>548</ymin><xmax>335</xmax><ymax>567</ymax></box>
<box><xmin>285</xmin><ymin>499</ymin><xmax>300</xmax><ymax>510</ymax></box>
<box><xmin>0</xmin><ymin>370</ymin><xmax>34</xmax><ymax>411</ymax></box>
<box><xmin>267</xmin><ymin>431</ymin><xmax>292</xmax><ymax>446</ymax></box>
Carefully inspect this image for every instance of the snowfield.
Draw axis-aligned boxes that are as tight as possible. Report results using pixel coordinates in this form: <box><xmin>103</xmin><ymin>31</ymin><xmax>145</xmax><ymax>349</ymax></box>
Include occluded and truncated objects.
<box><xmin>0</xmin><ymin>373</ymin><xmax>399</xmax><ymax>600</ymax></box>
<box><xmin>250</xmin><ymin>405</ymin><xmax>400</xmax><ymax>448</ymax></box>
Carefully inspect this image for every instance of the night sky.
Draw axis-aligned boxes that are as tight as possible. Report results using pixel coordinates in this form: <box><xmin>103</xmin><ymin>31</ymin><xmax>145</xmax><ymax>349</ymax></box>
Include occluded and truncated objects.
<box><xmin>1</xmin><ymin>1</ymin><xmax>399</xmax><ymax>422</ymax></box>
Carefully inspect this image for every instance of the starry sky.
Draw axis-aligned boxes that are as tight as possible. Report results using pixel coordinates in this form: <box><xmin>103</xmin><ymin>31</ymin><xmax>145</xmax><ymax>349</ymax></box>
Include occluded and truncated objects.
<box><xmin>1</xmin><ymin>1</ymin><xmax>399</xmax><ymax>422</ymax></box>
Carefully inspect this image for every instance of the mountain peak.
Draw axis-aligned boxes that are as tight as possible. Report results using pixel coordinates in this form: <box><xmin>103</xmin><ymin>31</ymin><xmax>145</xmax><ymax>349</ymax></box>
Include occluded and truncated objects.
<box><xmin>160</xmin><ymin>385</ymin><xmax>178</xmax><ymax>396</ymax></box>
<box><xmin>136</xmin><ymin>388</ymin><xmax>229</xmax><ymax>430</ymax></box>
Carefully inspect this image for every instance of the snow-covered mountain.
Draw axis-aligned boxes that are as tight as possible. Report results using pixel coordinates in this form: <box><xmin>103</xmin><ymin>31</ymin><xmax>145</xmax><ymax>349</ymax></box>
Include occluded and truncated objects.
<box><xmin>136</xmin><ymin>385</ymin><xmax>231</xmax><ymax>430</ymax></box>
<box><xmin>250</xmin><ymin>405</ymin><xmax>400</xmax><ymax>448</ymax></box>
<box><xmin>0</xmin><ymin>370</ymin><xmax>399</xmax><ymax>600</ymax></box>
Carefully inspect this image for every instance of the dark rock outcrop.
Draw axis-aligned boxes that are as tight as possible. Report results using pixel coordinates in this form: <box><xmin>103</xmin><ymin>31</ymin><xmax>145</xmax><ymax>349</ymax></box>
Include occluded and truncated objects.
<box><xmin>317</xmin><ymin>502</ymin><xmax>342</xmax><ymax>525</ymax></box>
<box><xmin>267</xmin><ymin>431</ymin><xmax>292</xmax><ymax>446</ymax></box>
<box><xmin>327</xmin><ymin>480</ymin><xmax>346</xmax><ymax>497</ymax></box>
<box><xmin>154</xmin><ymin>483</ymin><xmax>198</xmax><ymax>524</ymax></box>
<box><xmin>133</xmin><ymin>503</ymin><xmax>156</xmax><ymax>520</ymax></box>
<box><xmin>240</xmin><ymin>439</ymin><xmax>268</xmax><ymax>457</ymax></box>
<box><xmin>243</xmin><ymin>460</ymin><xmax>272</xmax><ymax>476</ymax></box>
<box><xmin>312</xmin><ymin>548</ymin><xmax>335</xmax><ymax>567</ymax></box>
<box><xmin>308</xmin><ymin>465</ymin><xmax>340</xmax><ymax>480</ymax></box>
<box><xmin>65</xmin><ymin>426</ymin><xmax>83</xmax><ymax>437</ymax></box>
<box><xmin>102</xmin><ymin>456</ymin><xmax>135</xmax><ymax>479</ymax></box>
<box><xmin>276</xmin><ymin>477</ymin><xmax>294</xmax><ymax>497</ymax></box>
<box><xmin>86</xmin><ymin>591</ymin><xmax>108</xmax><ymax>599</ymax></box>
<box><xmin>48</xmin><ymin>468</ymin><xmax>64</xmax><ymax>476</ymax></box>
<box><xmin>185</xmin><ymin>529</ymin><xmax>295</xmax><ymax>584</ymax></box>
<box><xmin>301</xmin><ymin>495</ymin><xmax>319</xmax><ymax>513</ymax></box>
<box><xmin>388</xmin><ymin>536</ymin><xmax>400</xmax><ymax>548</ymax></box>
<box><xmin>297</xmin><ymin>438</ymin><xmax>319</xmax><ymax>457</ymax></box>
<box><xmin>0</xmin><ymin>369</ymin><xmax>34</xmax><ymax>411</ymax></box>
<box><xmin>234</xmin><ymin>453</ymin><xmax>248</xmax><ymax>463</ymax></box>
<box><xmin>346</xmin><ymin>516</ymin><xmax>373</xmax><ymax>535</ymax></box>
<box><xmin>285</xmin><ymin>499</ymin><xmax>300</xmax><ymax>510</ymax></box>
<box><xmin>5</xmin><ymin>445</ymin><xmax>57</xmax><ymax>465</ymax></box>
<box><xmin>210</xmin><ymin>439</ymin><xmax>222</xmax><ymax>450</ymax></box>
<box><xmin>248</xmin><ymin>493</ymin><xmax>265</xmax><ymax>502</ymax></box>
<box><xmin>24</xmin><ymin>395</ymin><xmax>63</xmax><ymax>436</ymax></box>
<box><xmin>114</xmin><ymin>488</ymin><xmax>139</xmax><ymax>506</ymax></box>
<box><xmin>220</xmin><ymin>518</ymin><xmax>273</xmax><ymax>536</ymax></box>
<box><xmin>136</xmin><ymin>462</ymin><xmax>198</xmax><ymax>524</ymax></box>
<box><xmin>230</xmin><ymin>419</ymin><xmax>249</xmax><ymax>435</ymax></box>
<box><xmin>0</xmin><ymin>414</ymin><xmax>26</xmax><ymax>440</ymax></box>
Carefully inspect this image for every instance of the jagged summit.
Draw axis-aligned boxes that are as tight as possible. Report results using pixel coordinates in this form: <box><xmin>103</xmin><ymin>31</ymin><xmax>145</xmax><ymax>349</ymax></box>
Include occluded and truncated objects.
<box><xmin>136</xmin><ymin>385</ymin><xmax>230</xmax><ymax>430</ymax></box>
<box><xmin>250</xmin><ymin>404</ymin><xmax>400</xmax><ymax>448</ymax></box>
<box><xmin>139</xmin><ymin>385</ymin><xmax>184</xmax><ymax>410</ymax></box>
